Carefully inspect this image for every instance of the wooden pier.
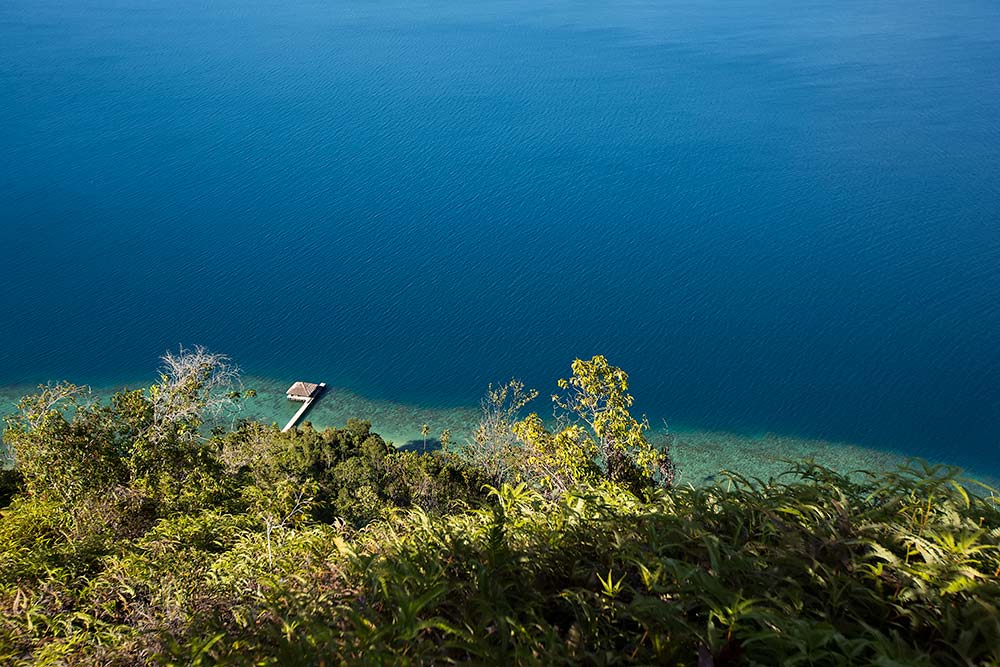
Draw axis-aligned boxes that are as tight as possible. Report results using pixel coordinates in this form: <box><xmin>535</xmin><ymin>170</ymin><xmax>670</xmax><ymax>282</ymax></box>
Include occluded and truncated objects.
<box><xmin>282</xmin><ymin>381</ymin><xmax>327</xmax><ymax>432</ymax></box>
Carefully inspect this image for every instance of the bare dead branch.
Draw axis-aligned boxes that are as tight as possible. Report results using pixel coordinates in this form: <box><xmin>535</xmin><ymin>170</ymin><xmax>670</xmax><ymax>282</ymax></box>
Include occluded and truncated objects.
<box><xmin>149</xmin><ymin>345</ymin><xmax>246</xmax><ymax>438</ymax></box>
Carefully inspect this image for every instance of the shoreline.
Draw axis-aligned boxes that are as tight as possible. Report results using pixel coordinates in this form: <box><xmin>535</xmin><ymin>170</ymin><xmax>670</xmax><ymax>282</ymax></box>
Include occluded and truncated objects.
<box><xmin>1</xmin><ymin>375</ymin><xmax>995</xmax><ymax>486</ymax></box>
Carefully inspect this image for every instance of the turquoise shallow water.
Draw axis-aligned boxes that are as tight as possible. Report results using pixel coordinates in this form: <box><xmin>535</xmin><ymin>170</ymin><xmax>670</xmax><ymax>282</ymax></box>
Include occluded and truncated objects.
<box><xmin>1</xmin><ymin>0</ymin><xmax>999</xmax><ymax>475</ymax></box>
<box><xmin>0</xmin><ymin>377</ymin><xmax>925</xmax><ymax>487</ymax></box>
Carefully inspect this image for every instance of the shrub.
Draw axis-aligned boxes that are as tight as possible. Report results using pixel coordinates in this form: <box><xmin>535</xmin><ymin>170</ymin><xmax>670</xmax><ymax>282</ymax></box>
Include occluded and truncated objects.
<box><xmin>512</xmin><ymin>356</ymin><xmax>676</xmax><ymax>496</ymax></box>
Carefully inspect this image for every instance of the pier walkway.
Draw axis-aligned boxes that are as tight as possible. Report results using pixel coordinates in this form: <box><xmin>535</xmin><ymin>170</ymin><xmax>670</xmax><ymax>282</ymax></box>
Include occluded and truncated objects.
<box><xmin>282</xmin><ymin>381</ymin><xmax>327</xmax><ymax>432</ymax></box>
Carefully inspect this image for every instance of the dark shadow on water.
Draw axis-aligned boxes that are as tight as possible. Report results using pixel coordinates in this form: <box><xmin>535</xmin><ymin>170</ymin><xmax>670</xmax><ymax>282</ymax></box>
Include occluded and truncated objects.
<box><xmin>398</xmin><ymin>439</ymin><xmax>442</xmax><ymax>453</ymax></box>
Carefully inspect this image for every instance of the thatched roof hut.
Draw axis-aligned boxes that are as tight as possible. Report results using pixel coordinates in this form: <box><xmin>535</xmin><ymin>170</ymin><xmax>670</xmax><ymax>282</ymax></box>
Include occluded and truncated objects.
<box><xmin>286</xmin><ymin>381</ymin><xmax>321</xmax><ymax>402</ymax></box>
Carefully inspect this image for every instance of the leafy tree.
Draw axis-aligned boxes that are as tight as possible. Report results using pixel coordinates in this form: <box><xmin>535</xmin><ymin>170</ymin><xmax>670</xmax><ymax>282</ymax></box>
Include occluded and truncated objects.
<box><xmin>513</xmin><ymin>355</ymin><xmax>675</xmax><ymax>495</ymax></box>
<box><xmin>220</xmin><ymin>419</ymin><xmax>488</xmax><ymax>526</ymax></box>
<box><xmin>3</xmin><ymin>383</ymin><xmax>128</xmax><ymax>503</ymax></box>
<box><xmin>3</xmin><ymin>347</ymin><xmax>248</xmax><ymax>511</ymax></box>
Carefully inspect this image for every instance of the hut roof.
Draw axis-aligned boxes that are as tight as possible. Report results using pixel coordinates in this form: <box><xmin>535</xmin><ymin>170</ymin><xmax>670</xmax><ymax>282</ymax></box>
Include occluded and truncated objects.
<box><xmin>286</xmin><ymin>381</ymin><xmax>320</xmax><ymax>399</ymax></box>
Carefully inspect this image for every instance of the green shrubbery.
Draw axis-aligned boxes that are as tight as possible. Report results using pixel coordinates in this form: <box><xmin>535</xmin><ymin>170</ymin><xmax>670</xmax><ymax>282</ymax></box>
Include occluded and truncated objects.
<box><xmin>1</xmin><ymin>350</ymin><xmax>998</xmax><ymax>665</ymax></box>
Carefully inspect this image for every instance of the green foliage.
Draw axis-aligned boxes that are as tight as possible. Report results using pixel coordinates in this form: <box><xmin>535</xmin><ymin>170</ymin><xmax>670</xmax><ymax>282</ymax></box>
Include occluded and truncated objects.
<box><xmin>220</xmin><ymin>418</ymin><xmax>488</xmax><ymax>525</ymax></box>
<box><xmin>4</xmin><ymin>383</ymin><xmax>129</xmax><ymax>503</ymax></box>
<box><xmin>513</xmin><ymin>355</ymin><xmax>676</xmax><ymax>495</ymax></box>
<box><xmin>141</xmin><ymin>462</ymin><xmax>1000</xmax><ymax>666</ymax></box>
<box><xmin>3</xmin><ymin>446</ymin><xmax>998</xmax><ymax>665</ymax></box>
<box><xmin>2</xmin><ymin>354</ymin><xmax>999</xmax><ymax>665</ymax></box>
<box><xmin>0</xmin><ymin>356</ymin><xmax>494</xmax><ymax>665</ymax></box>
<box><xmin>3</xmin><ymin>348</ymin><xmax>244</xmax><ymax>510</ymax></box>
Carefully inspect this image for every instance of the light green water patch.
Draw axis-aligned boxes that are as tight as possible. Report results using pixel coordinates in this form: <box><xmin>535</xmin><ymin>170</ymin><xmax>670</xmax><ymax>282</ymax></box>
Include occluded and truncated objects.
<box><xmin>236</xmin><ymin>376</ymin><xmax>480</xmax><ymax>448</ymax></box>
<box><xmin>663</xmin><ymin>429</ymin><xmax>908</xmax><ymax>487</ymax></box>
<box><xmin>1</xmin><ymin>378</ymin><xmax>994</xmax><ymax>488</ymax></box>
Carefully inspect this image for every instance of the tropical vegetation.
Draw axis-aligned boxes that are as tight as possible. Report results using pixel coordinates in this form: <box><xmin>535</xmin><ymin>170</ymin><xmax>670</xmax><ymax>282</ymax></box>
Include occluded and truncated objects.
<box><xmin>0</xmin><ymin>349</ymin><xmax>998</xmax><ymax>665</ymax></box>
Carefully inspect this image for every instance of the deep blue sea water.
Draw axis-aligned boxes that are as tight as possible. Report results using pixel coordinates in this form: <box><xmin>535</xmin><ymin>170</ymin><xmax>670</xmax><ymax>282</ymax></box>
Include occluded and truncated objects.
<box><xmin>2</xmin><ymin>0</ymin><xmax>999</xmax><ymax>473</ymax></box>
